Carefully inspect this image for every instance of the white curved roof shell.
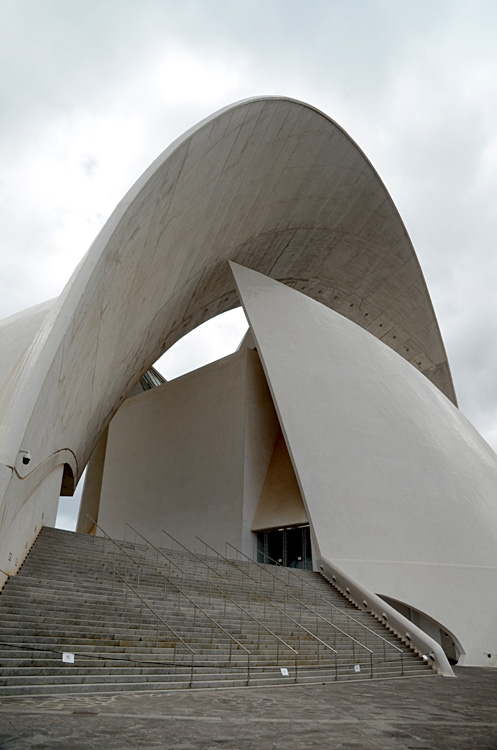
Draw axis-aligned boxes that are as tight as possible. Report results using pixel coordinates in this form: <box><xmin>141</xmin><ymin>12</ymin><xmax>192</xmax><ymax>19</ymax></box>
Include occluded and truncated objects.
<box><xmin>0</xmin><ymin>97</ymin><xmax>455</xmax><ymax>483</ymax></box>
<box><xmin>233</xmin><ymin>264</ymin><xmax>497</xmax><ymax>667</ymax></box>
<box><xmin>3</xmin><ymin>98</ymin><xmax>491</xmax><ymax>666</ymax></box>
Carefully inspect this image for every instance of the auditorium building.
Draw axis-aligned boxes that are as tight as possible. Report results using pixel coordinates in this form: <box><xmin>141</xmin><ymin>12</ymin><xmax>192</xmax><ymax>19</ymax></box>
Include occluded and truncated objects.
<box><xmin>1</xmin><ymin>97</ymin><xmax>496</xmax><ymax>670</ymax></box>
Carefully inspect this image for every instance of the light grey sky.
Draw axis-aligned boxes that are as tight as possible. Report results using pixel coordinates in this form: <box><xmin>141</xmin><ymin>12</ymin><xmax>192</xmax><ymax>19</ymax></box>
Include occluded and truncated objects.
<box><xmin>1</xmin><ymin>1</ymin><xmax>497</xmax><ymax>526</ymax></box>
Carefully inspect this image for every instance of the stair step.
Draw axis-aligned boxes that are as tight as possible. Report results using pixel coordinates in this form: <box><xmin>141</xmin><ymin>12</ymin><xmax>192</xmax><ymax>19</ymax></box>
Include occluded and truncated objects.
<box><xmin>0</xmin><ymin>526</ymin><xmax>437</xmax><ymax>696</ymax></box>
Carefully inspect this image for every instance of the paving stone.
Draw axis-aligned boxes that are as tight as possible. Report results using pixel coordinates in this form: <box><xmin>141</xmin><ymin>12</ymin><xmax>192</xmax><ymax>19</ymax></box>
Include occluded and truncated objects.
<box><xmin>0</xmin><ymin>667</ymin><xmax>495</xmax><ymax>749</ymax></box>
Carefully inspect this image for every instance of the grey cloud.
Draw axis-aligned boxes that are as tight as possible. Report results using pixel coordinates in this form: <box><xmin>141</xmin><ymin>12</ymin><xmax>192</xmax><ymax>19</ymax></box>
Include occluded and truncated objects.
<box><xmin>1</xmin><ymin>0</ymin><xmax>496</xmax><ymax>454</ymax></box>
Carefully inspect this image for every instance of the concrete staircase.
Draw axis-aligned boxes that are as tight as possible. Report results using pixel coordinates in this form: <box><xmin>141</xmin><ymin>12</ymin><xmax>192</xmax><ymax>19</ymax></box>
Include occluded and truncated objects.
<box><xmin>0</xmin><ymin>526</ymin><xmax>436</xmax><ymax>696</ymax></box>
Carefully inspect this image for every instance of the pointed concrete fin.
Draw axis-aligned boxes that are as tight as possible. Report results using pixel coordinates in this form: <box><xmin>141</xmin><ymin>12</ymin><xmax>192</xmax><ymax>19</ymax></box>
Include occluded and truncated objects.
<box><xmin>229</xmin><ymin>262</ymin><xmax>497</xmax><ymax>591</ymax></box>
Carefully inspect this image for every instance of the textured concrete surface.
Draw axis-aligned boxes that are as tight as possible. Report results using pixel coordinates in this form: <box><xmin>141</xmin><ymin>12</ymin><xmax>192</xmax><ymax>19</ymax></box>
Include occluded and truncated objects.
<box><xmin>93</xmin><ymin>347</ymin><xmax>280</xmax><ymax>554</ymax></box>
<box><xmin>1</xmin><ymin>95</ymin><xmax>456</xmax><ymax>592</ymax></box>
<box><xmin>0</xmin><ymin>668</ymin><xmax>495</xmax><ymax>749</ymax></box>
<box><xmin>232</xmin><ymin>264</ymin><xmax>497</xmax><ymax>668</ymax></box>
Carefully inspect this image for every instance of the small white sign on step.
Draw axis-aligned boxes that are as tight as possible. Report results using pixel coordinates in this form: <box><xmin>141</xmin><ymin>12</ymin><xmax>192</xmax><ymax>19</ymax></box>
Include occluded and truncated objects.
<box><xmin>280</xmin><ymin>667</ymin><xmax>289</xmax><ymax>676</ymax></box>
<box><xmin>62</xmin><ymin>652</ymin><xmax>75</xmax><ymax>664</ymax></box>
<box><xmin>354</xmin><ymin>664</ymin><xmax>361</xmax><ymax>673</ymax></box>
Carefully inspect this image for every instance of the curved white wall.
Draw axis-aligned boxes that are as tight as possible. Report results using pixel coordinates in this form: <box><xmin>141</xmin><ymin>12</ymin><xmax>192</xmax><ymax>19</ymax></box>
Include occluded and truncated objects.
<box><xmin>233</xmin><ymin>263</ymin><xmax>497</xmax><ymax>667</ymax></box>
<box><xmin>0</xmin><ymin>97</ymin><xmax>456</xmax><ymax>588</ymax></box>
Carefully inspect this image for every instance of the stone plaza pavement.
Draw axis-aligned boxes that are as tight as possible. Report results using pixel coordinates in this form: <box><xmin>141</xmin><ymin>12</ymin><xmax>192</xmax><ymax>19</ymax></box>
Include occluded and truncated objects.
<box><xmin>0</xmin><ymin>667</ymin><xmax>496</xmax><ymax>749</ymax></box>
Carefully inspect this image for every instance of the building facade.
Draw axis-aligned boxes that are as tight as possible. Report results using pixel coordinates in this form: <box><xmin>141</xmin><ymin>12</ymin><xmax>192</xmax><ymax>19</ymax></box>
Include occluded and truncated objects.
<box><xmin>1</xmin><ymin>97</ymin><xmax>496</xmax><ymax>668</ymax></box>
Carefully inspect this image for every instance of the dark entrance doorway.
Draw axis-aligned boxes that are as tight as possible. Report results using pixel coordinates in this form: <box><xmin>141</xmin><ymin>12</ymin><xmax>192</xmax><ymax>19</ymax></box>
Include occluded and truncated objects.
<box><xmin>257</xmin><ymin>525</ymin><xmax>312</xmax><ymax>569</ymax></box>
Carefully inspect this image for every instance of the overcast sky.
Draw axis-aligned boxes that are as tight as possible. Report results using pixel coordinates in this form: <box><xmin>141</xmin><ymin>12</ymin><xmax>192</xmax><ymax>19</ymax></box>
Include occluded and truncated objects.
<box><xmin>1</xmin><ymin>1</ymin><xmax>496</xmax><ymax>526</ymax></box>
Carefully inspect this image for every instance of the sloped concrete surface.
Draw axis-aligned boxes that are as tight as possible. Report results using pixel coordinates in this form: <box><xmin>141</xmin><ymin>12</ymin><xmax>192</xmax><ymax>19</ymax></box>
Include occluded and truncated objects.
<box><xmin>0</xmin><ymin>667</ymin><xmax>495</xmax><ymax>749</ymax></box>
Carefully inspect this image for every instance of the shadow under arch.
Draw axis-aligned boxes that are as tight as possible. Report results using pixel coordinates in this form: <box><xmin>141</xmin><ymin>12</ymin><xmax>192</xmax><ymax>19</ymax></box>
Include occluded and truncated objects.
<box><xmin>60</xmin><ymin>463</ymin><xmax>75</xmax><ymax>496</ymax></box>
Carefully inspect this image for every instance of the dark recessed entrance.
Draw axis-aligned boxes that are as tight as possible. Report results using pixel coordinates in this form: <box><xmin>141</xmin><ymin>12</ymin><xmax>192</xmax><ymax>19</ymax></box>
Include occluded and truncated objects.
<box><xmin>257</xmin><ymin>525</ymin><xmax>312</xmax><ymax>569</ymax></box>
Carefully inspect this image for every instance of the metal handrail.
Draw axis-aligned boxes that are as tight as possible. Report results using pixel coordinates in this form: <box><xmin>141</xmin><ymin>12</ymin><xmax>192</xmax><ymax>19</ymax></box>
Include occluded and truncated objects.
<box><xmin>161</xmin><ymin>529</ymin><xmax>301</xmax><ymax>668</ymax></box>
<box><xmin>124</xmin><ymin>522</ymin><xmax>186</xmax><ymax>586</ymax></box>
<box><xmin>207</xmin><ymin>580</ymin><xmax>299</xmax><ymax>656</ymax></box>
<box><xmin>196</xmin><ymin>537</ymin><xmax>339</xmax><ymax>663</ymax></box>
<box><xmin>123</xmin><ymin>523</ymin><xmax>251</xmax><ymax>660</ymax></box>
<box><xmin>86</xmin><ymin>514</ymin><xmax>146</xmax><ymax>585</ymax></box>
<box><xmin>112</xmin><ymin>569</ymin><xmax>195</xmax><ymax>655</ymax></box>
<box><xmin>109</xmin><ymin>521</ymin><xmax>250</xmax><ymax>663</ymax></box>
<box><xmin>84</xmin><ymin>515</ymin><xmax>198</xmax><ymax>680</ymax></box>
<box><xmin>242</xmin><ymin>543</ymin><xmax>403</xmax><ymax>659</ymax></box>
<box><xmin>85</xmin><ymin>517</ymin><xmax>255</xmax><ymax>680</ymax></box>
<box><xmin>161</xmin><ymin>528</ymin><xmax>227</xmax><ymax>580</ymax></box>
<box><xmin>224</xmin><ymin>541</ymin><xmax>374</xmax><ymax>661</ymax></box>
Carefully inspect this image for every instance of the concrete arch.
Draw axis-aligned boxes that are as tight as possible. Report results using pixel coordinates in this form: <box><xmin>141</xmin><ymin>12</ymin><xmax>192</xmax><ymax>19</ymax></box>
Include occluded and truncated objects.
<box><xmin>0</xmin><ymin>97</ymin><xmax>455</xmax><ymax>580</ymax></box>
